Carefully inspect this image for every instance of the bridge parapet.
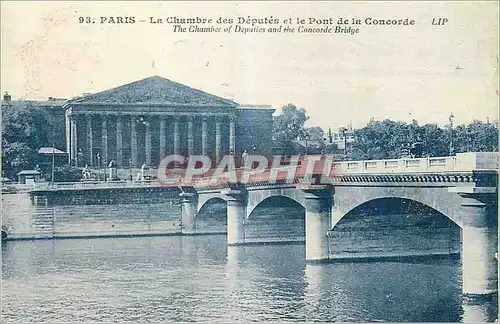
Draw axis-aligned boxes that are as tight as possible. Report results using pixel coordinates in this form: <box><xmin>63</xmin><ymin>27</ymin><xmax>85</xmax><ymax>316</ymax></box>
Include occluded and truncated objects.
<box><xmin>332</xmin><ymin>152</ymin><xmax>498</xmax><ymax>174</ymax></box>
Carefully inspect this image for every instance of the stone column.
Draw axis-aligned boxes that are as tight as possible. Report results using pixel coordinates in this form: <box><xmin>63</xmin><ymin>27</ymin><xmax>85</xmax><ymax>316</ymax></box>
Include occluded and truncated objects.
<box><xmin>159</xmin><ymin>118</ymin><xmax>166</xmax><ymax>159</ymax></box>
<box><xmin>229</xmin><ymin>115</ymin><xmax>235</xmax><ymax>153</ymax></box>
<box><xmin>215</xmin><ymin>117</ymin><xmax>221</xmax><ymax>163</ymax></box>
<box><xmin>130</xmin><ymin>116</ymin><xmax>138</xmax><ymax>167</ymax></box>
<box><xmin>187</xmin><ymin>116</ymin><xmax>194</xmax><ymax>156</ymax></box>
<box><xmin>65</xmin><ymin>111</ymin><xmax>71</xmax><ymax>164</ymax></box>
<box><xmin>145</xmin><ymin>119</ymin><xmax>152</xmax><ymax>166</ymax></box>
<box><xmin>101</xmin><ymin>116</ymin><xmax>108</xmax><ymax>164</ymax></box>
<box><xmin>180</xmin><ymin>192</ymin><xmax>197</xmax><ymax>235</ymax></box>
<box><xmin>225</xmin><ymin>189</ymin><xmax>246</xmax><ymax>245</ymax></box>
<box><xmin>201</xmin><ymin>116</ymin><xmax>207</xmax><ymax>156</ymax></box>
<box><xmin>173</xmin><ymin>117</ymin><xmax>179</xmax><ymax>155</ymax></box>
<box><xmin>116</xmin><ymin>116</ymin><xmax>123</xmax><ymax>167</ymax></box>
<box><xmin>457</xmin><ymin>191</ymin><xmax>498</xmax><ymax>296</ymax></box>
<box><xmin>86</xmin><ymin>114</ymin><xmax>93</xmax><ymax>166</ymax></box>
<box><xmin>70</xmin><ymin>116</ymin><xmax>78</xmax><ymax>166</ymax></box>
<box><xmin>301</xmin><ymin>185</ymin><xmax>332</xmax><ymax>262</ymax></box>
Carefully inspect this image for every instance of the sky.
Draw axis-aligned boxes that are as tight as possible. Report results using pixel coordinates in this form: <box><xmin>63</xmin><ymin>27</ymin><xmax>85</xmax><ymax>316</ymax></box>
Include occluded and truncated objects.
<box><xmin>1</xmin><ymin>1</ymin><xmax>498</xmax><ymax>131</ymax></box>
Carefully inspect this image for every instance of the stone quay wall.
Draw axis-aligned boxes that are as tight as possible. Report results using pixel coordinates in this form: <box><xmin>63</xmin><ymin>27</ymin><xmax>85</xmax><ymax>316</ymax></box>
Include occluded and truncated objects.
<box><xmin>2</xmin><ymin>186</ymin><xmax>182</xmax><ymax>240</ymax></box>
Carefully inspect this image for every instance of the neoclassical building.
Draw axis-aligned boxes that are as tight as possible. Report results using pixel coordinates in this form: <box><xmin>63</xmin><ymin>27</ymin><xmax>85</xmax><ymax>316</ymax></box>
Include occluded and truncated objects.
<box><xmin>63</xmin><ymin>76</ymin><xmax>275</xmax><ymax>168</ymax></box>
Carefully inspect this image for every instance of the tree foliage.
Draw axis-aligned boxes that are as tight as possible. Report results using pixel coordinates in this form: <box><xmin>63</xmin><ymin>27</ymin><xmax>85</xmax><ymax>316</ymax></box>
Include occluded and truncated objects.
<box><xmin>350</xmin><ymin>118</ymin><xmax>498</xmax><ymax>160</ymax></box>
<box><xmin>303</xmin><ymin>126</ymin><xmax>326</xmax><ymax>154</ymax></box>
<box><xmin>2</xmin><ymin>101</ymin><xmax>57</xmax><ymax>178</ymax></box>
<box><xmin>273</xmin><ymin>103</ymin><xmax>309</xmax><ymax>154</ymax></box>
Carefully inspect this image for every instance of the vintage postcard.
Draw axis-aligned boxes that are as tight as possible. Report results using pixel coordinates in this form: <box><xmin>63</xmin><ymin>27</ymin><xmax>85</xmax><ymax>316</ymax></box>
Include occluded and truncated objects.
<box><xmin>1</xmin><ymin>1</ymin><xmax>498</xmax><ymax>322</ymax></box>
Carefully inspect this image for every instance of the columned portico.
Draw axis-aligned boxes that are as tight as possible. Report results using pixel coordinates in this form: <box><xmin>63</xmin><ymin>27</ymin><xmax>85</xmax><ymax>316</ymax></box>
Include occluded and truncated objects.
<box><xmin>187</xmin><ymin>116</ymin><xmax>194</xmax><ymax>156</ymax></box>
<box><xmin>159</xmin><ymin>118</ymin><xmax>166</xmax><ymax>159</ymax></box>
<box><xmin>173</xmin><ymin>117</ymin><xmax>179</xmax><ymax>155</ymax></box>
<box><xmin>116</xmin><ymin>116</ymin><xmax>123</xmax><ymax>166</ymax></box>
<box><xmin>229</xmin><ymin>115</ymin><xmax>235</xmax><ymax>153</ymax></box>
<box><xmin>101</xmin><ymin>117</ymin><xmax>108</xmax><ymax>164</ymax></box>
<box><xmin>201</xmin><ymin>117</ymin><xmax>208</xmax><ymax>156</ymax></box>
<box><xmin>63</xmin><ymin>76</ymin><xmax>275</xmax><ymax>173</ymax></box>
<box><xmin>130</xmin><ymin>116</ymin><xmax>138</xmax><ymax>167</ymax></box>
<box><xmin>86</xmin><ymin>115</ymin><xmax>93</xmax><ymax>166</ymax></box>
<box><xmin>145</xmin><ymin>118</ymin><xmax>152</xmax><ymax>166</ymax></box>
<box><xmin>70</xmin><ymin>116</ymin><xmax>78</xmax><ymax>166</ymax></box>
<box><xmin>215</xmin><ymin>117</ymin><xmax>221</xmax><ymax>163</ymax></box>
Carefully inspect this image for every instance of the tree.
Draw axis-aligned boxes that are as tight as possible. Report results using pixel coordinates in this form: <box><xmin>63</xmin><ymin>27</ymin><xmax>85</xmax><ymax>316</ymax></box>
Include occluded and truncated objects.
<box><xmin>1</xmin><ymin>100</ymin><xmax>56</xmax><ymax>178</ymax></box>
<box><xmin>273</xmin><ymin>103</ymin><xmax>309</xmax><ymax>154</ymax></box>
<box><xmin>454</xmin><ymin>120</ymin><xmax>498</xmax><ymax>153</ymax></box>
<box><xmin>304</xmin><ymin>126</ymin><xmax>326</xmax><ymax>153</ymax></box>
<box><xmin>350</xmin><ymin>118</ymin><xmax>498</xmax><ymax>161</ymax></box>
<box><xmin>1</xmin><ymin>141</ymin><xmax>38</xmax><ymax>178</ymax></box>
<box><xmin>350</xmin><ymin>119</ymin><xmax>409</xmax><ymax>160</ymax></box>
<box><xmin>419</xmin><ymin>123</ymin><xmax>449</xmax><ymax>157</ymax></box>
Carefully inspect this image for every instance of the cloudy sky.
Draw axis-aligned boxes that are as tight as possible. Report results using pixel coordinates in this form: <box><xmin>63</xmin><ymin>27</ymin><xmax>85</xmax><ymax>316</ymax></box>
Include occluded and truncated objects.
<box><xmin>1</xmin><ymin>1</ymin><xmax>498</xmax><ymax>130</ymax></box>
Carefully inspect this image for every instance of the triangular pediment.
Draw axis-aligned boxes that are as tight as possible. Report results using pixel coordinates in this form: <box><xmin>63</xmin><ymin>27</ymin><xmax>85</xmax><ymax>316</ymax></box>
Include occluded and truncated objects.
<box><xmin>70</xmin><ymin>76</ymin><xmax>238</xmax><ymax>107</ymax></box>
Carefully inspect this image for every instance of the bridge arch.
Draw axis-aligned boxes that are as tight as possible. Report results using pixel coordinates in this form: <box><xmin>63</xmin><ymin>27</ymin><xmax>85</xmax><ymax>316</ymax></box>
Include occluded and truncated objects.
<box><xmin>329</xmin><ymin>196</ymin><xmax>462</xmax><ymax>258</ymax></box>
<box><xmin>334</xmin><ymin>196</ymin><xmax>461</xmax><ymax>228</ymax></box>
<box><xmin>331</xmin><ymin>187</ymin><xmax>463</xmax><ymax>229</ymax></box>
<box><xmin>196</xmin><ymin>197</ymin><xmax>227</xmax><ymax>234</ymax></box>
<box><xmin>245</xmin><ymin>194</ymin><xmax>306</xmax><ymax>244</ymax></box>
<box><xmin>246</xmin><ymin>188</ymin><xmax>305</xmax><ymax>219</ymax></box>
<box><xmin>197</xmin><ymin>197</ymin><xmax>227</xmax><ymax>215</ymax></box>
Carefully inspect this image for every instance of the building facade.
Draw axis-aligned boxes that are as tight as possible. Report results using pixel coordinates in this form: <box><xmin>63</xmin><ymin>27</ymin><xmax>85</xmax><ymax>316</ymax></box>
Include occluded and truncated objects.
<box><xmin>64</xmin><ymin>76</ymin><xmax>275</xmax><ymax>168</ymax></box>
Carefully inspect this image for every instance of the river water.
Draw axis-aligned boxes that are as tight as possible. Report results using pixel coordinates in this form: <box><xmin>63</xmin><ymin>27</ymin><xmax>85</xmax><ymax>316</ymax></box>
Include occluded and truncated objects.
<box><xmin>2</xmin><ymin>234</ymin><xmax>497</xmax><ymax>322</ymax></box>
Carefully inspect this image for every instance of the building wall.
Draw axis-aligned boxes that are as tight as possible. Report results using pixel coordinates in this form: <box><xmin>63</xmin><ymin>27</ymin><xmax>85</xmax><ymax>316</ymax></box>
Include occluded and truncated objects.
<box><xmin>235</xmin><ymin>108</ymin><xmax>274</xmax><ymax>154</ymax></box>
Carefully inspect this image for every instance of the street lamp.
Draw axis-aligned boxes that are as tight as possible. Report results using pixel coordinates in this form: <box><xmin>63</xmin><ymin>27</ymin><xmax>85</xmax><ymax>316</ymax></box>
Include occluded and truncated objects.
<box><xmin>449</xmin><ymin>112</ymin><xmax>455</xmax><ymax>156</ymax></box>
<box><xmin>340</xmin><ymin>127</ymin><xmax>348</xmax><ymax>158</ymax></box>
<box><xmin>304</xmin><ymin>133</ymin><xmax>310</xmax><ymax>157</ymax></box>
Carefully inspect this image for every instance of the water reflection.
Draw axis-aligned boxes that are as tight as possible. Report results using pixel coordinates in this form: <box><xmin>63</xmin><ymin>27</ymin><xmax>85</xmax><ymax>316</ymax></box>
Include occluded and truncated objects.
<box><xmin>462</xmin><ymin>296</ymin><xmax>498</xmax><ymax>323</ymax></box>
<box><xmin>2</xmin><ymin>236</ymin><xmax>498</xmax><ymax>322</ymax></box>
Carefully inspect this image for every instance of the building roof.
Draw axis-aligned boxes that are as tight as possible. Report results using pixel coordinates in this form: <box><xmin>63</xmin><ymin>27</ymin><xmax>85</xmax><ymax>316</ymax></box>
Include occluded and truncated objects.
<box><xmin>66</xmin><ymin>76</ymin><xmax>238</xmax><ymax>108</ymax></box>
<box><xmin>2</xmin><ymin>98</ymin><xmax>67</xmax><ymax>110</ymax></box>
<box><xmin>38</xmin><ymin>147</ymin><xmax>66</xmax><ymax>154</ymax></box>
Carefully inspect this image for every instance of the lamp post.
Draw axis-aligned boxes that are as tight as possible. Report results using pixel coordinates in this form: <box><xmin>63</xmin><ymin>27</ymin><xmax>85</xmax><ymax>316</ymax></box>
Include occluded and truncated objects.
<box><xmin>449</xmin><ymin>113</ymin><xmax>455</xmax><ymax>156</ymax></box>
<box><xmin>304</xmin><ymin>133</ymin><xmax>310</xmax><ymax>157</ymax></box>
<box><xmin>340</xmin><ymin>127</ymin><xmax>348</xmax><ymax>159</ymax></box>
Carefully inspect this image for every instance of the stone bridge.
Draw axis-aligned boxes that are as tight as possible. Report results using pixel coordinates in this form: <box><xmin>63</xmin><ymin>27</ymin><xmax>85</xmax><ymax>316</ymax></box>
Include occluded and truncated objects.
<box><xmin>179</xmin><ymin>152</ymin><xmax>498</xmax><ymax>297</ymax></box>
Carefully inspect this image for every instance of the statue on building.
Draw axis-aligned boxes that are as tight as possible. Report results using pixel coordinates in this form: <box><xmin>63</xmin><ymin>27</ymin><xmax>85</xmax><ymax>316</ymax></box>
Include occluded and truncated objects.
<box><xmin>82</xmin><ymin>165</ymin><xmax>91</xmax><ymax>180</ymax></box>
<box><xmin>108</xmin><ymin>159</ymin><xmax>117</xmax><ymax>181</ymax></box>
<box><xmin>140</xmin><ymin>163</ymin><xmax>150</xmax><ymax>181</ymax></box>
<box><xmin>241</xmin><ymin>150</ymin><xmax>248</xmax><ymax>167</ymax></box>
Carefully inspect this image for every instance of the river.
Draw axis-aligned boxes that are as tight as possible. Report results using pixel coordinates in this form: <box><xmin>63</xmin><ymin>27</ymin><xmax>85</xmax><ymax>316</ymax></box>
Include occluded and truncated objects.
<box><xmin>2</xmin><ymin>234</ymin><xmax>497</xmax><ymax>322</ymax></box>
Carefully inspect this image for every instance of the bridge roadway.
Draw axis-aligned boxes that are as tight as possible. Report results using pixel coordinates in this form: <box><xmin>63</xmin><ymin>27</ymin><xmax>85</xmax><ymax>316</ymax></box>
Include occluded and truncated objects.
<box><xmin>178</xmin><ymin>152</ymin><xmax>498</xmax><ymax>297</ymax></box>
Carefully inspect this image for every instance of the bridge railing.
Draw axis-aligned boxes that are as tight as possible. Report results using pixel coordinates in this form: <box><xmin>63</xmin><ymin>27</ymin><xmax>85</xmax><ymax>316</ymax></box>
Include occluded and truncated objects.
<box><xmin>332</xmin><ymin>156</ymin><xmax>457</xmax><ymax>174</ymax></box>
<box><xmin>32</xmin><ymin>180</ymin><xmax>164</xmax><ymax>191</ymax></box>
<box><xmin>331</xmin><ymin>152</ymin><xmax>498</xmax><ymax>174</ymax></box>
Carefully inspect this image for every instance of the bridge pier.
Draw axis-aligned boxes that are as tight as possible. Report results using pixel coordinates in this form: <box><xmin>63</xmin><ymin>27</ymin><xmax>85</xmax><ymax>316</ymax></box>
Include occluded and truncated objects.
<box><xmin>224</xmin><ymin>189</ymin><xmax>246</xmax><ymax>245</ymax></box>
<box><xmin>455</xmin><ymin>190</ymin><xmax>498</xmax><ymax>297</ymax></box>
<box><xmin>301</xmin><ymin>185</ymin><xmax>332</xmax><ymax>262</ymax></box>
<box><xmin>180</xmin><ymin>192</ymin><xmax>197</xmax><ymax>235</ymax></box>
